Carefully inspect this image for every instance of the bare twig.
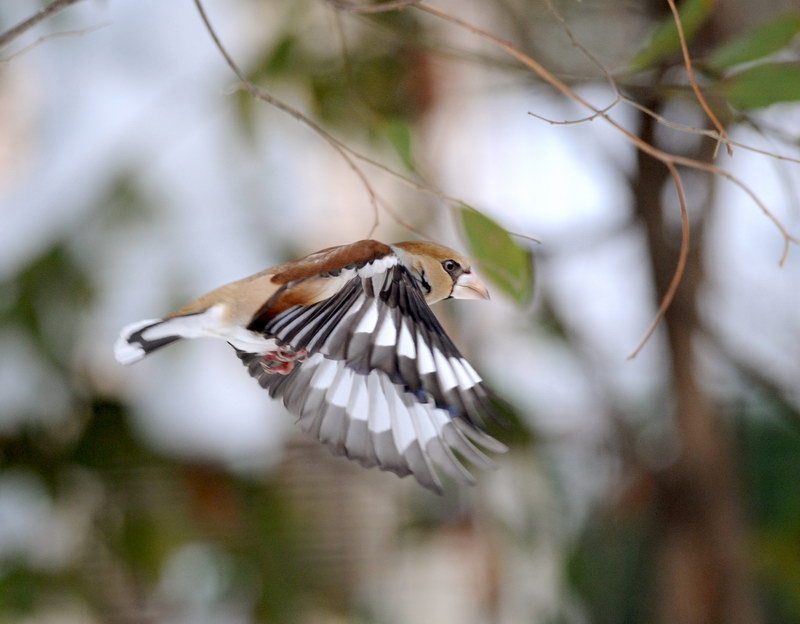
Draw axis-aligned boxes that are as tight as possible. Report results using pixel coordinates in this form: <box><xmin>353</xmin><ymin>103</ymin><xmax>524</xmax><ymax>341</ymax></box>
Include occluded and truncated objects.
<box><xmin>665</xmin><ymin>0</ymin><xmax>731</xmax><ymax>157</ymax></box>
<box><xmin>528</xmin><ymin>102</ymin><xmax>617</xmax><ymax>126</ymax></box>
<box><xmin>198</xmin><ymin>0</ymin><xmax>544</xmax><ymax>243</ymax></box>
<box><xmin>193</xmin><ymin>0</ymin><xmax>381</xmax><ymax>234</ymax></box>
<box><xmin>623</xmin><ymin>97</ymin><xmax>800</xmax><ymax>165</ymax></box>
<box><xmin>378</xmin><ymin>197</ymin><xmax>431</xmax><ymax>239</ymax></box>
<box><xmin>197</xmin><ymin>0</ymin><xmax>794</xmax><ymax>343</ymax></box>
<box><xmin>0</xmin><ymin>22</ymin><xmax>109</xmax><ymax>64</ymax></box>
<box><xmin>347</xmin><ymin>0</ymin><xmax>795</xmax><ymax>169</ymax></box>
<box><xmin>541</xmin><ymin>0</ymin><xmax>622</xmax><ymax>101</ymax></box>
<box><xmin>627</xmin><ymin>161</ymin><xmax>690</xmax><ymax>359</ymax></box>
<box><xmin>326</xmin><ymin>0</ymin><xmax>421</xmax><ymax>14</ymax></box>
<box><xmin>525</xmin><ymin>0</ymin><xmax>623</xmax><ymax>124</ymax></box>
<box><xmin>0</xmin><ymin>0</ymin><xmax>86</xmax><ymax>50</ymax></box>
<box><xmin>413</xmin><ymin>1</ymin><xmax>798</xmax><ymax>355</ymax></box>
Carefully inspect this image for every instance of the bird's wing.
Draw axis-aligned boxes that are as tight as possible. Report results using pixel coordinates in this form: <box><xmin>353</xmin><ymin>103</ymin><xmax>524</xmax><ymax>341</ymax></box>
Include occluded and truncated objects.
<box><xmin>237</xmin><ymin>243</ymin><xmax>506</xmax><ymax>493</ymax></box>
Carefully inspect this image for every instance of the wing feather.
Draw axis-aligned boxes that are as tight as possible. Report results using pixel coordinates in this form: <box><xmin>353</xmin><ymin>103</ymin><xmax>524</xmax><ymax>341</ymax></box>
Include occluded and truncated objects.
<box><xmin>234</xmin><ymin>252</ymin><xmax>505</xmax><ymax>493</ymax></box>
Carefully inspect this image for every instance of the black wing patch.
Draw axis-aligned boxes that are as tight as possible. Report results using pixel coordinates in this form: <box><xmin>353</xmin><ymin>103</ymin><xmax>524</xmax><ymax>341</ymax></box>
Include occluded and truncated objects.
<box><xmin>238</xmin><ymin>259</ymin><xmax>506</xmax><ymax>493</ymax></box>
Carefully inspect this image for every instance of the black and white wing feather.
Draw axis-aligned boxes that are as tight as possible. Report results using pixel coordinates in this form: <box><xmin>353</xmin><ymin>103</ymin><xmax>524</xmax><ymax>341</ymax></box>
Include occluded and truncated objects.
<box><xmin>238</xmin><ymin>255</ymin><xmax>506</xmax><ymax>493</ymax></box>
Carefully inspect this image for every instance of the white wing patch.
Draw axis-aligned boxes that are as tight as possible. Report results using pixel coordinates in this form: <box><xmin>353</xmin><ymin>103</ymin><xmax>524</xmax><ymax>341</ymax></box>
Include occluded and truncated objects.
<box><xmin>383</xmin><ymin>375</ymin><xmax>415</xmax><ymax>453</ymax></box>
<box><xmin>327</xmin><ymin>365</ymin><xmax>353</xmax><ymax>408</ymax></box>
<box><xmin>358</xmin><ymin>255</ymin><xmax>398</xmax><ymax>277</ymax></box>
<box><xmin>374</xmin><ymin>314</ymin><xmax>397</xmax><ymax>347</ymax></box>
<box><xmin>355</xmin><ymin>300</ymin><xmax>379</xmax><ymax>334</ymax></box>
<box><xmin>460</xmin><ymin>359</ymin><xmax>483</xmax><ymax>385</ymax></box>
<box><xmin>449</xmin><ymin>357</ymin><xmax>478</xmax><ymax>390</ymax></box>
<box><xmin>367</xmin><ymin>372</ymin><xmax>391</xmax><ymax>433</ymax></box>
<box><xmin>239</xmin><ymin>347</ymin><xmax>502</xmax><ymax>494</ymax></box>
<box><xmin>433</xmin><ymin>349</ymin><xmax>458</xmax><ymax>391</ymax></box>
<box><xmin>347</xmin><ymin>375</ymin><xmax>370</xmax><ymax>422</ymax></box>
<box><xmin>397</xmin><ymin>322</ymin><xmax>416</xmax><ymax>358</ymax></box>
<box><xmin>244</xmin><ymin>254</ymin><xmax>504</xmax><ymax>493</ymax></box>
<box><xmin>309</xmin><ymin>354</ymin><xmax>338</xmax><ymax>390</ymax></box>
<box><xmin>416</xmin><ymin>334</ymin><xmax>436</xmax><ymax>375</ymax></box>
<box><xmin>410</xmin><ymin>402</ymin><xmax>438</xmax><ymax>446</ymax></box>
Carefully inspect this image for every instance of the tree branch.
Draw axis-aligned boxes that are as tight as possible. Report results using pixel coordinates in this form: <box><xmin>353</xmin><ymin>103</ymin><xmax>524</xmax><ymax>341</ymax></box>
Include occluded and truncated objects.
<box><xmin>0</xmin><ymin>0</ymin><xmax>85</xmax><ymax>51</ymax></box>
<box><xmin>192</xmin><ymin>0</ymin><xmax>383</xmax><ymax>235</ymax></box>
<box><xmin>412</xmin><ymin>1</ymin><xmax>799</xmax><ymax>356</ymax></box>
<box><xmin>666</xmin><ymin>0</ymin><xmax>732</xmax><ymax>158</ymax></box>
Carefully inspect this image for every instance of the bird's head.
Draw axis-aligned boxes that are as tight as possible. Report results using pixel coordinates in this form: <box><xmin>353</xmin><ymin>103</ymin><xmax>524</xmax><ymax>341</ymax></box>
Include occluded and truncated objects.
<box><xmin>392</xmin><ymin>241</ymin><xmax>490</xmax><ymax>305</ymax></box>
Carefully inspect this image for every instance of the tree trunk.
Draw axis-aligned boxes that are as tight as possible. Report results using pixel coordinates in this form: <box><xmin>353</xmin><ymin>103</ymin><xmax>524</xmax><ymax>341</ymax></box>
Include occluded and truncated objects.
<box><xmin>632</xmin><ymin>104</ymin><xmax>763</xmax><ymax>624</ymax></box>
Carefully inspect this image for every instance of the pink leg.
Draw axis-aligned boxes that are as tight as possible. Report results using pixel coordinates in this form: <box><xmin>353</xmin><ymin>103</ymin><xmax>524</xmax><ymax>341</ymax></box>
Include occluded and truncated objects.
<box><xmin>259</xmin><ymin>347</ymin><xmax>309</xmax><ymax>375</ymax></box>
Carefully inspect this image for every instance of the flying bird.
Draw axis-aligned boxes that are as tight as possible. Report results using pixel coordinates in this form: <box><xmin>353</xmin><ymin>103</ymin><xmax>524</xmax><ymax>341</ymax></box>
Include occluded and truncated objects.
<box><xmin>114</xmin><ymin>239</ymin><xmax>506</xmax><ymax>493</ymax></box>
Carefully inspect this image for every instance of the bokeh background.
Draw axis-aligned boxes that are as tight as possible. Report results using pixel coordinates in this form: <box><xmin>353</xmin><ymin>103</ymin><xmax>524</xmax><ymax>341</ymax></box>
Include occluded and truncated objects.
<box><xmin>1</xmin><ymin>1</ymin><xmax>799</xmax><ymax>623</ymax></box>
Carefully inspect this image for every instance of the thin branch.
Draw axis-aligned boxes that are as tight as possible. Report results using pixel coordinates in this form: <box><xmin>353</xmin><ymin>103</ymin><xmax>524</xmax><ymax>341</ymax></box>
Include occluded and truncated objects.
<box><xmin>627</xmin><ymin>162</ymin><xmax>690</xmax><ymax>359</ymax></box>
<box><xmin>740</xmin><ymin>114</ymin><xmax>800</xmax><ymax>149</ymax></box>
<box><xmin>412</xmin><ymin>3</ymin><xmax>797</xmax><ymax>225</ymax></box>
<box><xmin>348</xmin><ymin>0</ymin><xmax>796</xmax><ymax>167</ymax></box>
<box><xmin>541</xmin><ymin>0</ymin><xmax>621</xmax><ymax>98</ymax></box>
<box><xmin>378</xmin><ymin>197</ymin><xmax>431</xmax><ymax>239</ymax></box>
<box><xmin>0</xmin><ymin>22</ymin><xmax>109</xmax><ymax>64</ymax></box>
<box><xmin>534</xmin><ymin>0</ymin><xmax>627</xmax><ymax>127</ymax></box>
<box><xmin>413</xmin><ymin>1</ymin><xmax>799</xmax><ymax>354</ymax></box>
<box><xmin>666</xmin><ymin>0</ymin><xmax>732</xmax><ymax>157</ymax></box>
<box><xmin>326</xmin><ymin>0</ymin><xmax>421</xmax><ymax>14</ymax></box>
<box><xmin>0</xmin><ymin>0</ymin><xmax>85</xmax><ymax>50</ymax></box>
<box><xmin>192</xmin><ymin>0</ymin><xmax>381</xmax><ymax>233</ymax></box>
<box><xmin>507</xmin><ymin>230</ymin><xmax>542</xmax><ymax>244</ymax></box>
<box><xmin>623</xmin><ymin>97</ymin><xmax>800</xmax><ymax>165</ymax></box>
<box><xmin>329</xmin><ymin>6</ymin><xmax>381</xmax><ymax>236</ymax></box>
<box><xmin>198</xmin><ymin>0</ymin><xmax>544</xmax><ymax>244</ymax></box>
<box><xmin>528</xmin><ymin>101</ymin><xmax>617</xmax><ymax>126</ymax></box>
<box><xmin>348</xmin><ymin>150</ymin><xmax>544</xmax><ymax>242</ymax></box>
<box><xmin>337</xmin><ymin>0</ymin><xmax>795</xmax><ymax>252</ymax></box>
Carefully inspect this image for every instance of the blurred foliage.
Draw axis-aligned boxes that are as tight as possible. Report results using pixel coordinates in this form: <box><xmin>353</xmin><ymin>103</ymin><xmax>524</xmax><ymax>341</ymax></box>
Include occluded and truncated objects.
<box><xmin>628</xmin><ymin>0</ymin><xmax>717</xmax><ymax>72</ymax></box>
<box><xmin>235</xmin><ymin>3</ymin><xmax>429</xmax><ymax>169</ymax></box>
<box><xmin>567</xmin><ymin>389</ymin><xmax>800</xmax><ymax>623</ymax></box>
<box><xmin>2</xmin><ymin>0</ymin><xmax>800</xmax><ymax>622</ymax></box>
<box><xmin>630</xmin><ymin>1</ymin><xmax>800</xmax><ymax>112</ymax></box>
<box><xmin>705</xmin><ymin>13</ymin><xmax>800</xmax><ymax>71</ymax></box>
<box><xmin>717</xmin><ymin>63</ymin><xmax>800</xmax><ymax>110</ymax></box>
<box><xmin>460</xmin><ymin>206</ymin><xmax>535</xmax><ymax>306</ymax></box>
<box><xmin>1</xmin><ymin>244</ymin><xmax>93</xmax><ymax>370</ymax></box>
<box><xmin>568</xmin><ymin>508</ymin><xmax>655</xmax><ymax>624</ymax></box>
<box><xmin>740</xmin><ymin>394</ymin><xmax>800</xmax><ymax>622</ymax></box>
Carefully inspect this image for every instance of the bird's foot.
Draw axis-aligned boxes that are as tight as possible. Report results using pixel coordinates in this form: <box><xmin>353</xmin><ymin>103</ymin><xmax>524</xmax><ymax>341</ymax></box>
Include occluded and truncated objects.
<box><xmin>259</xmin><ymin>347</ymin><xmax>308</xmax><ymax>375</ymax></box>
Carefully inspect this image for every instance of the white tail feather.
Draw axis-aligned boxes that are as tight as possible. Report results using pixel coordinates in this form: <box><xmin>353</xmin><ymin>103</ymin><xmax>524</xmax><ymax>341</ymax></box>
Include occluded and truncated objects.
<box><xmin>114</xmin><ymin>318</ymin><xmax>166</xmax><ymax>364</ymax></box>
<box><xmin>114</xmin><ymin>305</ymin><xmax>279</xmax><ymax>365</ymax></box>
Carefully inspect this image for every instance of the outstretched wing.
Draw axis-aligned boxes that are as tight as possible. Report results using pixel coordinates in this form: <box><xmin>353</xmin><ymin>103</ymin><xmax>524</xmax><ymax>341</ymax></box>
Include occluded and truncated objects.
<box><xmin>238</xmin><ymin>251</ymin><xmax>506</xmax><ymax>493</ymax></box>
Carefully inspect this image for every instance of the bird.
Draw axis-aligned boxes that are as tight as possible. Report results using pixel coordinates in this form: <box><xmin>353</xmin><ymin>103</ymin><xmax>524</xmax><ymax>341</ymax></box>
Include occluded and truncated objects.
<box><xmin>114</xmin><ymin>239</ymin><xmax>506</xmax><ymax>493</ymax></box>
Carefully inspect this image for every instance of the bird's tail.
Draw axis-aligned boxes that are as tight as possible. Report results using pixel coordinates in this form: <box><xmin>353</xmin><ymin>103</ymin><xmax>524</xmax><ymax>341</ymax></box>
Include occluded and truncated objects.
<box><xmin>114</xmin><ymin>317</ymin><xmax>187</xmax><ymax>364</ymax></box>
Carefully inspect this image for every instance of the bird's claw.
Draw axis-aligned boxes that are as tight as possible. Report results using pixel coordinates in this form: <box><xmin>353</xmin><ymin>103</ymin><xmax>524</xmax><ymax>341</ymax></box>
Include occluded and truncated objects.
<box><xmin>259</xmin><ymin>347</ymin><xmax>308</xmax><ymax>375</ymax></box>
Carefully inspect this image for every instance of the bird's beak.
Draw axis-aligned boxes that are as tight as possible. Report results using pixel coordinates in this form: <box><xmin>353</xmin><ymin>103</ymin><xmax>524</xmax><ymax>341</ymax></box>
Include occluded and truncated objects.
<box><xmin>452</xmin><ymin>272</ymin><xmax>490</xmax><ymax>300</ymax></box>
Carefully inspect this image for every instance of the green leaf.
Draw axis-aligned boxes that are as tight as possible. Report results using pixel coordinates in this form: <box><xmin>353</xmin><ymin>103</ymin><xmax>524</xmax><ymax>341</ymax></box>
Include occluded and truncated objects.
<box><xmin>459</xmin><ymin>206</ymin><xmax>534</xmax><ymax>305</ymax></box>
<box><xmin>384</xmin><ymin>119</ymin><xmax>414</xmax><ymax>170</ymax></box>
<box><xmin>261</xmin><ymin>34</ymin><xmax>298</xmax><ymax>76</ymax></box>
<box><xmin>706</xmin><ymin>13</ymin><xmax>800</xmax><ymax>71</ymax></box>
<box><xmin>718</xmin><ymin>62</ymin><xmax>800</xmax><ymax>110</ymax></box>
<box><xmin>628</xmin><ymin>0</ymin><xmax>716</xmax><ymax>73</ymax></box>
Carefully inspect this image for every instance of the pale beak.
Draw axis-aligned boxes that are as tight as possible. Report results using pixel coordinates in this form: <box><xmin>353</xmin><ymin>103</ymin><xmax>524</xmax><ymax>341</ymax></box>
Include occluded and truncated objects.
<box><xmin>452</xmin><ymin>272</ymin><xmax>490</xmax><ymax>300</ymax></box>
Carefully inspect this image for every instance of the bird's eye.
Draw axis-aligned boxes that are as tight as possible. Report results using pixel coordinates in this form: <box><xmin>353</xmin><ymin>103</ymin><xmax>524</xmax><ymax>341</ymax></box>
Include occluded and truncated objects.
<box><xmin>442</xmin><ymin>259</ymin><xmax>458</xmax><ymax>273</ymax></box>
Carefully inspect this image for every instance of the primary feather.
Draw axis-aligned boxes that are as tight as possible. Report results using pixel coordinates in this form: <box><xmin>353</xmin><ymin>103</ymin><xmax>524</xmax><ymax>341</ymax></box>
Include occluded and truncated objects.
<box><xmin>115</xmin><ymin>239</ymin><xmax>504</xmax><ymax>493</ymax></box>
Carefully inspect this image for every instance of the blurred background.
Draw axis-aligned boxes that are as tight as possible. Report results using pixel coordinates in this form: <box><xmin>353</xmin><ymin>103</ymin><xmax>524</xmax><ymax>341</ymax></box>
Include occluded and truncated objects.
<box><xmin>1</xmin><ymin>0</ymin><xmax>799</xmax><ymax>622</ymax></box>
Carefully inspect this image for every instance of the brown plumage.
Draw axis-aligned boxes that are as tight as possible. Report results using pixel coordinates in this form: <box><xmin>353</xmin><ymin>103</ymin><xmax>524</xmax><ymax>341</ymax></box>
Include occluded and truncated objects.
<box><xmin>115</xmin><ymin>239</ymin><xmax>502</xmax><ymax>493</ymax></box>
